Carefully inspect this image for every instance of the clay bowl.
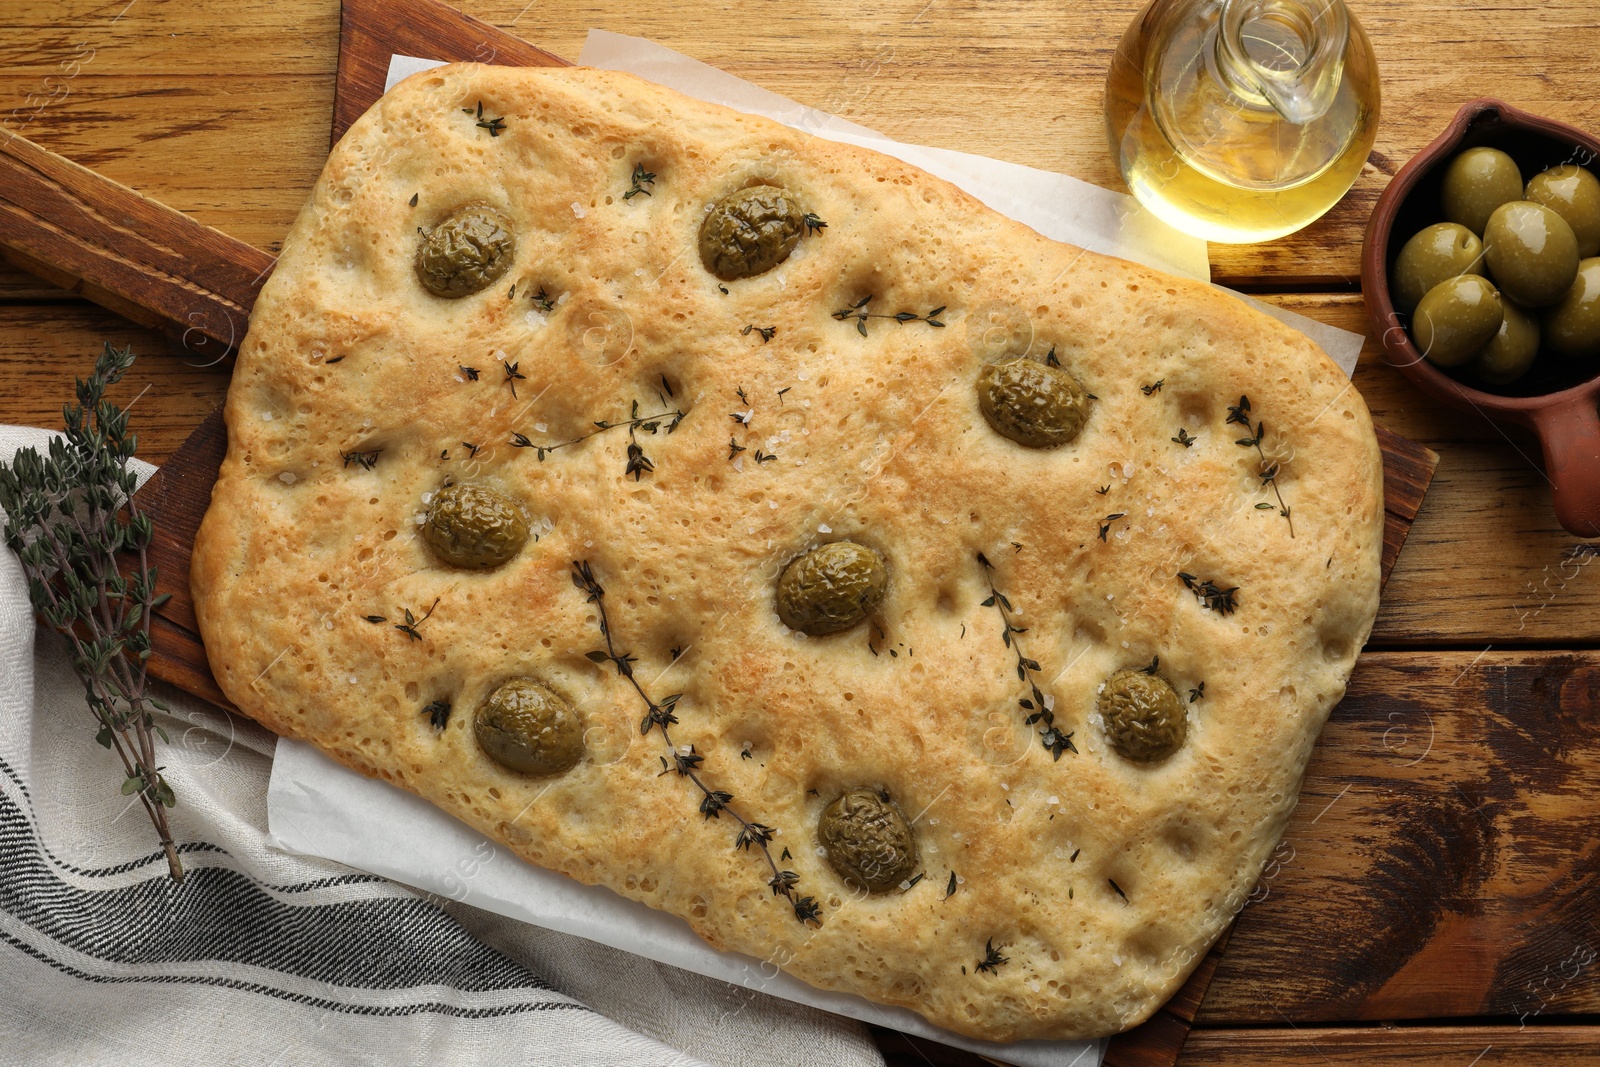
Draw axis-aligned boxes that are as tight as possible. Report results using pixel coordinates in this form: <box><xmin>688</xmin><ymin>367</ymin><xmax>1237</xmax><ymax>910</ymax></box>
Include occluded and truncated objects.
<box><xmin>1362</xmin><ymin>98</ymin><xmax>1600</xmax><ymax>538</ymax></box>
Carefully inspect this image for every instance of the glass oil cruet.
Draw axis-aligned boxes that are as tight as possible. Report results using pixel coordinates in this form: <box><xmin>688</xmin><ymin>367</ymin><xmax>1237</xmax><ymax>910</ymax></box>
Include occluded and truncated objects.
<box><xmin>1105</xmin><ymin>0</ymin><xmax>1380</xmax><ymax>243</ymax></box>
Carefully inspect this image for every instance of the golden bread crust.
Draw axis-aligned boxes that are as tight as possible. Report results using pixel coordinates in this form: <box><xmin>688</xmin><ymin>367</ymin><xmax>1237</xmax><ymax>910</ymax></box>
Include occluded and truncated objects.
<box><xmin>191</xmin><ymin>63</ymin><xmax>1383</xmax><ymax>1041</ymax></box>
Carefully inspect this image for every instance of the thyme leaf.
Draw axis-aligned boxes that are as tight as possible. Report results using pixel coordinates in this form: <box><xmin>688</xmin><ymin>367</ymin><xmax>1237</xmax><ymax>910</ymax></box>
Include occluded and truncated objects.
<box><xmin>741</xmin><ymin>324</ymin><xmax>777</xmax><ymax>343</ymax></box>
<box><xmin>975</xmin><ymin>939</ymin><xmax>1009</xmax><ymax>974</ymax></box>
<box><xmin>1141</xmin><ymin>379</ymin><xmax>1164</xmax><ymax>395</ymax></box>
<box><xmin>393</xmin><ymin>597</ymin><xmax>440</xmax><ymax>642</ymax></box>
<box><xmin>1229</xmin><ymin>395</ymin><xmax>1294</xmax><ymax>536</ymax></box>
<box><xmin>340</xmin><ymin>447</ymin><xmax>382</xmax><ymax>471</ymax></box>
<box><xmin>623</xmin><ymin>162</ymin><xmax>656</xmax><ymax>199</ymax></box>
<box><xmin>1177</xmin><ymin>572</ymin><xmax>1239</xmax><ymax>615</ymax></box>
<box><xmin>1172</xmin><ymin>427</ymin><xmax>1196</xmax><ymax>448</ymax></box>
<box><xmin>625</xmin><ymin>442</ymin><xmax>654</xmax><ymax>481</ymax></box>
<box><xmin>467</xmin><ymin>100</ymin><xmax>506</xmax><ymax>137</ymax></box>
<box><xmin>422</xmin><ymin>699</ymin><xmax>451</xmax><ymax>731</ymax></box>
<box><xmin>502</xmin><ymin>361</ymin><xmax>526</xmax><ymax>398</ymax></box>
<box><xmin>513</xmin><ymin>402</ymin><xmax>685</xmax><ymax>480</ymax></box>
<box><xmin>803</xmin><ymin>212</ymin><xmax>827</xmax><ymax>234</ymax></box>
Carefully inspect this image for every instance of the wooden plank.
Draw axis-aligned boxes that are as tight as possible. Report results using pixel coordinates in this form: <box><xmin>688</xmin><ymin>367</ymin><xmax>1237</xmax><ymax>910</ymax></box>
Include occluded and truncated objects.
<box><xmin>0</xmin><ymin>128</ymin><xmax>274</xmax><ymax>358</ymax></box>
<box><xmin>5</xmin><ymin>0</ymin><xmax>1599</xmax><ymax>291</ymax></box>
<box><xmin>1201</xmin><ymin>650</ymin><xmax>1600</xmax><ymax>1023</ymax></box>
<box><xmin>0</xmin><ymin>304</ymin><xmax>228</xmax><ymax>461</ymax></box>
<box><xmin>0</xmin><ymin>73</ymin><xmax>334</xmax><ymax>255</ymax></box>
<box><xmin>1179</xmin><ymin>1024</ymin><xmax>1600</xmax><ymax>1065</ymax></box>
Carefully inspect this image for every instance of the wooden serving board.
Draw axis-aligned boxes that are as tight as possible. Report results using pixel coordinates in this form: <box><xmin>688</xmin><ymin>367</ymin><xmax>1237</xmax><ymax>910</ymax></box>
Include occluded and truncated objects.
<box><xmin>0</xmin><ymin>0</ymin><xmax>1439</xmax><ymax>1062</ymax></box>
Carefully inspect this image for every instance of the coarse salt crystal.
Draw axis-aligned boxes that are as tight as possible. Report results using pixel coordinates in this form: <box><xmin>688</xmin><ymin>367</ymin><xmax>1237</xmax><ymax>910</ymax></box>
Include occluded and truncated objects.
<box><xmin>818</xmin><ymin>523</ymin><xmax>832</xmax><ymax>533</ymax></box>
<box><xmin>278</xmin><ymin>472</ymin><xmax>296</xmax><ymax>484</ymax></box>
<box><xmin>570</xmin><ymin>201</ymin><xmax>586</xmax><ymax>218</ymax></box>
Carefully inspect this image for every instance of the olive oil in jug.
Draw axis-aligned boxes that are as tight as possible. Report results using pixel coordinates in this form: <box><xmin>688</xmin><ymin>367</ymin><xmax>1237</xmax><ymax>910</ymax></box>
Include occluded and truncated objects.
<box><xmin>1105</xmin><ymin>0</ymin><xmax>1380</xmax><ymax>243</ymax></box>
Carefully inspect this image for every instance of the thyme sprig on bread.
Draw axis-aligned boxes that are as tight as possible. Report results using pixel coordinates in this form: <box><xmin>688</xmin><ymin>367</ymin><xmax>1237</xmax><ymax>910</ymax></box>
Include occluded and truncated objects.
<box><xmin>511</xmin><ymin>399</ymin><xmax>685</xmax><ymax>480</ymax></box>
<box><xmin>572</xmin><ymin>561</ymin><xmax>821</xmax><ymax>926</ymax></box>
<box><xmin>1228</xmin><ymin>395</ymin><xmax>1294</xmax><ymax>536</ymax></box>
<box><xmin>977</xmin><ymin>552</ymin><xmax>1076</xmax><ymax>760</ymax></box>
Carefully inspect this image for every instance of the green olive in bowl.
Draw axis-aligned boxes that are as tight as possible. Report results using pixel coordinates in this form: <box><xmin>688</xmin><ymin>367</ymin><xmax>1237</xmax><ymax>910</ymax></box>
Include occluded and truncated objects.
<box><xmin>1470</xmin><ymin>300</ymin><xmax>1540</xmax><ymax>385</ymax></box>
<box><xmin>818</xmin><ymin>788</ymin><xmax>918</xmax><ymax>893</ymax></box>
<box><xmin>1440</xmin><ymin>147</ymin><xmax>1524</xmax><ymax>235</ymax></box>
<box><xmin>1483</xmin><ymin>200</ymin><xmax>1580</xmax><ymax>308</ymax></box>
<box><xmin>1545</xmin><ymin>258</ymin><xmax>1600</xmax><ymax>360</ymax></box>
<box><xmin>776</xmin><ymin>541</ymin><xmax>888</xmax><ymax>636</ymax></box>
<box><xmin>1392</xmin><ymin>222</ymin><xmax>1484</xmax><ymax>315</ymax></box>
<box><xmin>415</xmin><ymin>204</ymin><xmax>516</xmax><ymax>298</ymax></box>
<box><xmin>1412</xmin><ymin>274</ymin><xmax>1504</xmax><ymax>368</ymax></box>
<box><xmin>1526</xmin><ymin>164</ymin><xmax>1600</xmax><ymax>258</ymax></box>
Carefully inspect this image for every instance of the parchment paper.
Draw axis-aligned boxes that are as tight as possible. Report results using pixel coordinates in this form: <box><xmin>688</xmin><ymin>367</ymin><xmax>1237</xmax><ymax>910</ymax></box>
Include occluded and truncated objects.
<box><xmin>269</xmin><ymin>36</ymin><xmax>1373</xmax><ymax>1067</ymax></box>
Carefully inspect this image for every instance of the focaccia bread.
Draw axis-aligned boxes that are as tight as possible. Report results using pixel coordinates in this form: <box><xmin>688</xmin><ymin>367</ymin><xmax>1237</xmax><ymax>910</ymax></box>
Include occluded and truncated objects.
<box><xmin>192</xmin><ymin>63</ymin><xmax>1384</xmax><ymax>1041</ymax></box>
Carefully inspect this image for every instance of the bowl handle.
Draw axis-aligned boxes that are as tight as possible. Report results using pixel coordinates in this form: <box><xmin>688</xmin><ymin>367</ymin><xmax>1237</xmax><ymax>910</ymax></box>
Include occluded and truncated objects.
<box><xmin>1531</xmin><ymin>394</ymin><xmax>1600</xmax><ymax>539</ymax></box>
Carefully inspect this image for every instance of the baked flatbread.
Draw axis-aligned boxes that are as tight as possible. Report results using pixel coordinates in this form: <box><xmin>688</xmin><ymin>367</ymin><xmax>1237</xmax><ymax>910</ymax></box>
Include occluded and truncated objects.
<box><xmin>192</xmin><ymin>63</ymin><xmax>1383</xmax><ymax>1041</ymax></box>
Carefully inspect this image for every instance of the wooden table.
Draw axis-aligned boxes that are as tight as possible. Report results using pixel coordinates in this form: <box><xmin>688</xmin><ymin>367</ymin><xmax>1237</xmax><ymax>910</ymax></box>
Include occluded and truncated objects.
<box><xmin>3</xmin><ymin>1</ymin><xmax>1598</xmax><ymax>1063</ymax></box>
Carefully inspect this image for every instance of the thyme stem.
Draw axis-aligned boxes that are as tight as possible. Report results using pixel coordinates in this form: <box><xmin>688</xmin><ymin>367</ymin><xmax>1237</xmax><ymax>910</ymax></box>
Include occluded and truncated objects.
<box><xmin>572</xmin><ymin>561</ymin><xmax>820</xmax><ymax>925</ymax></box>
<box><xmin>976</xmin><ymin>552</ymin><xmax>1076</xmax><ymax>760</ymax></box>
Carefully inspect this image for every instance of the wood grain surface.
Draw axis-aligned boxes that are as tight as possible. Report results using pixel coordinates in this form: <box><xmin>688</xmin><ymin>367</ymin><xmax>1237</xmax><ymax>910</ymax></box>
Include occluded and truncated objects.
<box><xmin>0</xmin><ymin>129</ymin><xmax>273</xmax><ymax>360</ymax></box>
<box><xmin>3</xmin><ymin>0</ymin><xmax>1598</xmax><ymax>1064</ymax></box>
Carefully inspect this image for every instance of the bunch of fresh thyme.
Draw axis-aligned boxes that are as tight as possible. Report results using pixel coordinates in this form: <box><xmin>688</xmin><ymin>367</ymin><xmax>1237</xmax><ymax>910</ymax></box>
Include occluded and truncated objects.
<box><xmin>0</xmin><ymin>343</ymin><xmax>183</xmax><ymax>881</ymax></box>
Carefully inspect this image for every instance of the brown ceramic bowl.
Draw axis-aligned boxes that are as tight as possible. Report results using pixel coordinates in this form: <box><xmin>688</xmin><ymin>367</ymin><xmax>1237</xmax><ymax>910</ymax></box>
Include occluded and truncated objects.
<box><xmin>1362</xmin><ymin>98</ymin><xmax>1600</xmax><ymax>538</ymax></box>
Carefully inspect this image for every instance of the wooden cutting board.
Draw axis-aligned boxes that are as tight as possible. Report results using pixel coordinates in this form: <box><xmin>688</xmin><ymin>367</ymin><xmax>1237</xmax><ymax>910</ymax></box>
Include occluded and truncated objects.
<box><xmin>0</xmin><ymin>0</ymin><xmax>1439</xmax><ymax>1061</ymax></box>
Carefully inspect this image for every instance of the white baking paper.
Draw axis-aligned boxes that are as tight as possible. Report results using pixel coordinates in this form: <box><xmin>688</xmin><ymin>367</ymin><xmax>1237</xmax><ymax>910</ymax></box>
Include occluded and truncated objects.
<box><xmin>269</xmin><ymin>37</ymin><xmax>1373</xmax><ymax>1067</ymax></box>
